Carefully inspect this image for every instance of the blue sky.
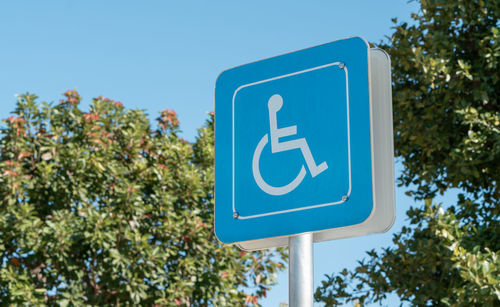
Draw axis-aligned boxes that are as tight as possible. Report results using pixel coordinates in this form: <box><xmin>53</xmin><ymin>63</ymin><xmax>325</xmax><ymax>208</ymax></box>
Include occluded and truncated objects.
<box><xmin>0</xmin><ymin>1</ymin><xmax>459</xmax><ymax>306</ymax></box>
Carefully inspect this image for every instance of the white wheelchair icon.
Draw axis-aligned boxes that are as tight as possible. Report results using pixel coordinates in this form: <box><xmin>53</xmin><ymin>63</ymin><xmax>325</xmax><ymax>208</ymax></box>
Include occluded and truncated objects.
<box><xmin>252</xmin><ymin>94</ymin><xmax>328</xmax><ymax>196</ymax></box>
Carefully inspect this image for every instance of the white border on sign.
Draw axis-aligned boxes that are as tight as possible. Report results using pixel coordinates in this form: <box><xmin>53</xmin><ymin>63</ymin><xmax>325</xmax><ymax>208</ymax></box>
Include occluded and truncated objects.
<box><xmin>232</xmin><ymin>62</ymin><xmax>352</xmax><ymax>220</ymax></box>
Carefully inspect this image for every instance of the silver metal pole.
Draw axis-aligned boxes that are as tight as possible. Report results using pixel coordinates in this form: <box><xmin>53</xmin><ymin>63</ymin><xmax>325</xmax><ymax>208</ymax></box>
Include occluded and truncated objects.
<box><xmin>289</xmin><ymin>232</ymin><xmax>313</xmax><ymax>307</ymax></box>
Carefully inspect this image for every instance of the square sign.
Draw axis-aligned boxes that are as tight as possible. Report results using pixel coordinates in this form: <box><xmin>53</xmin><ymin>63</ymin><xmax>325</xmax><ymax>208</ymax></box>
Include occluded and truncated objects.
<box><xmin>215</xmin><ymin>37</ymin><xmax>395</xmax><ymax>250</ymax></box>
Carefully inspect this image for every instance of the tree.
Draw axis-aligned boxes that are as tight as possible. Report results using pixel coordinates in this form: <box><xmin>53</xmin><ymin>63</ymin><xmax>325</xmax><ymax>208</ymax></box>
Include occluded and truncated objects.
<box><xmin>315</xmin><ymin>0</ymin><xmax>499</xmax><ymax>306</ymax></box>
<box><xmin>0</xmin><ymin>91</ymin><xmax>286</xmax><ymax>306</ymax></box>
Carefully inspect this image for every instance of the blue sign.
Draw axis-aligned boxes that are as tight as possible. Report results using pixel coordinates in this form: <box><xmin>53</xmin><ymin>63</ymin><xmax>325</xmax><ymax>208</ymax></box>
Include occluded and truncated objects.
<box><xmin>215</xmin><ymin>37</ymin><xmax>377</xmax><ymax>244</ymax></box>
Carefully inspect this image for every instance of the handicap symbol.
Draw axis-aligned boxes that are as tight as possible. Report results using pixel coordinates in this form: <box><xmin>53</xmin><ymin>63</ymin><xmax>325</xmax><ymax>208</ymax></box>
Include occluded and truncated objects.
<box><xmin>252</xmin><ymin>94</ymin><xmax>328</xmax><ymax>196</ymax></box>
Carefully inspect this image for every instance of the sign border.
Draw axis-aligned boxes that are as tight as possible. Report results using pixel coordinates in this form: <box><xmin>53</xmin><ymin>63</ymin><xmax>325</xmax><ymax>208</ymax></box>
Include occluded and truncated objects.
<box><xmin>232</xmin><ymin>61</ymin><xmax>352</xmax><ymax>220</ymax></box>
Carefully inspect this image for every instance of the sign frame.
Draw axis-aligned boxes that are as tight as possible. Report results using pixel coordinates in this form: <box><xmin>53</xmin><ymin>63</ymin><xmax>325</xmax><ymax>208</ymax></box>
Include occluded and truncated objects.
<box><xmin>214</xmin><ymin>37</ymin><xmax>395</xmax><ymax>250</ymax></box>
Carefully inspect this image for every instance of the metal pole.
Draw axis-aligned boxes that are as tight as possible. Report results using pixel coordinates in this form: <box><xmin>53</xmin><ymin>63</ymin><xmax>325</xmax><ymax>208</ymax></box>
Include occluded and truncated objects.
<box><xmin>289</xmin><ymin>232</ymin><xmax>313</xmax><ymax>307</ymax></box>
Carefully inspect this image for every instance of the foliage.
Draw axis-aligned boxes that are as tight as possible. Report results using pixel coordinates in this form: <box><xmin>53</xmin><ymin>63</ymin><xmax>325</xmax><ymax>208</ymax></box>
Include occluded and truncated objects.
<box><xmin>315</xmin><ymin>0</ymin><xmax>499</xmax><ymax>306</ymax></box>
<box><xmin>0</xmin><ymin>91</ymin><xmax>286</xmax><ymax>306</ymax></box>
<box><xmin>391</xmin><ymin>0</ymin><xmax>500</xmax><ymax>203</ymax></box>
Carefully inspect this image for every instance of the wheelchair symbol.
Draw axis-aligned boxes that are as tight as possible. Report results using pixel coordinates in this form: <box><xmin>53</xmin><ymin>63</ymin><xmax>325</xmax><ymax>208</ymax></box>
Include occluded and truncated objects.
<box><xmin>252</xmin><ymin>94</ymin><xmax>328</xmax><ymax>196</ymax></box>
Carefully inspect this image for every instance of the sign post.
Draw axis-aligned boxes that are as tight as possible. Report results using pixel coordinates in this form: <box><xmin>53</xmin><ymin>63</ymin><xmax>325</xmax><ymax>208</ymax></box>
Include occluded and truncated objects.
<box><xmin>214</xmin><ymin>36</ymin><xmax>395</xmax><ymax>305</ymax></box>
<box><xmin>289</xmin><ymin>233</ymin><xmax>313</xmax><ymax>307</ymax></box>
